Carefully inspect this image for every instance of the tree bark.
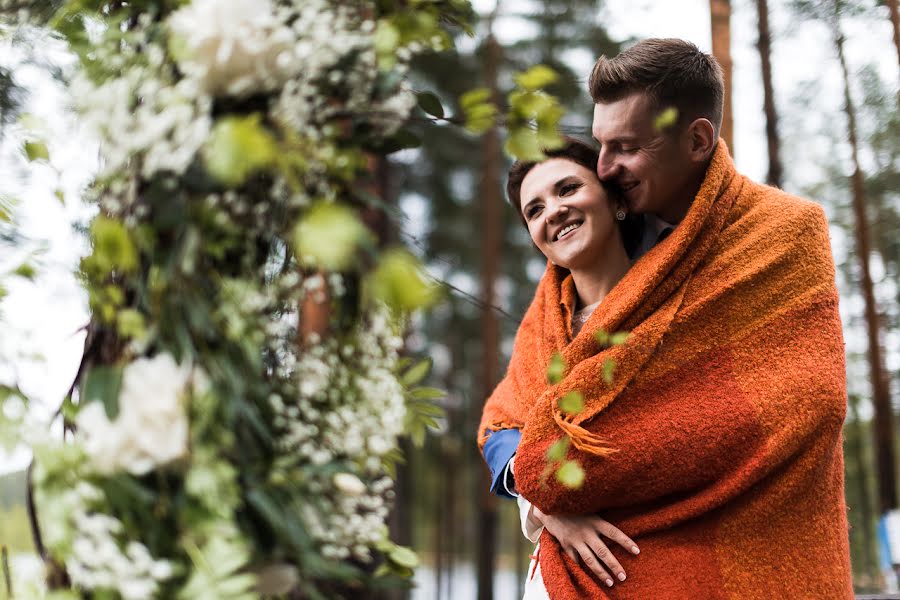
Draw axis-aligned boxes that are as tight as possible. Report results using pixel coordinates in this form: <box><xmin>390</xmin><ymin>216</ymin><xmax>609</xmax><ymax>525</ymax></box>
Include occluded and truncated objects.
<box><xmin>710</xmin><ymin>0</ymin><xmax>734</xmax><ymax>153</ymax></box>
<box><xmin>755</xmin><ymin>0</ymin><xmax>783</xmax><ymax>187</ymax></box>
<box><xmin>475</xmin><ymin>32</ymin><xmax>503</xmax><ymax>600</ymax></box>
<box><xmin>848</xmin><ymin>395</ymin><xmax>877</xmax><ymax>579</ymax></box>
<box><xmin>832</xmin><ymin>3</ymin><xmax>898</xmax><ymax>513</ymax></box>
<box><xmin>887</xmin><ymin>0</ymin><xmax>900</xmax><ymax>78</ymax></box>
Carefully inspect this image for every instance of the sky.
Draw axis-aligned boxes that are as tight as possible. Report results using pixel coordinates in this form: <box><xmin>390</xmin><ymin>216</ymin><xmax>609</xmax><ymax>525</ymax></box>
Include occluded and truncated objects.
<box><xmin>0</xmin><ymin>1</ymin><xmax>898</xmax><ymax>474</ymax></box>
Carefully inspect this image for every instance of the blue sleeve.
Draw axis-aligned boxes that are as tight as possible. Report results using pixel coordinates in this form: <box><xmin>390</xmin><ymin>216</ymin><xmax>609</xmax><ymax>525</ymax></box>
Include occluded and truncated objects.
<box><xmin>481</xmin><ymin>428</ymin><xmax>521</xmax><ymax>499</ymax></box>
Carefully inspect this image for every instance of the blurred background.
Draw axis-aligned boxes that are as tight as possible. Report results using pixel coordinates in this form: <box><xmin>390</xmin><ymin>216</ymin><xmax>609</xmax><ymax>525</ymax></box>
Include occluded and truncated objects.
<box><xmin>1</xmin><ymin>0</ymin><xmax>898</xmax><ymax>597</ymax></box>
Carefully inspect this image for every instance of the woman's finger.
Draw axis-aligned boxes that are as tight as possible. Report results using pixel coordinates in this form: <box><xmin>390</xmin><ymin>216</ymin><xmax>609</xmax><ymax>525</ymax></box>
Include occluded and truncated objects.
<box><xmin>590</xmin><ymin>539</ymin><xmax>626</xmax><ymax>583</ymax></box>
<box><xmin>575</xmin><ymin>543</ymin><xmax>615</xmax><ymax>587</ymax></box>
<box><xmin>595</xmin><ymin>518</ymin><xmax>641</xmax><ymax>556</ymax></box>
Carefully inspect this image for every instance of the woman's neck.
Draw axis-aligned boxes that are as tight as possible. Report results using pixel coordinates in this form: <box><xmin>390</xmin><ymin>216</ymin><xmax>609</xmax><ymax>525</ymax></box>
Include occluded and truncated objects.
<box><xmin>569</xmin><ymin>241</ymin><xmax>631</xmax><ymax>308</ymax></box>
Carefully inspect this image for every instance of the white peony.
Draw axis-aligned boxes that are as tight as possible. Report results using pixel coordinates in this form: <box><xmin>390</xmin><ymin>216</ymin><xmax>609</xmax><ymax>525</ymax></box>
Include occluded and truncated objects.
<box><xmin>167</xmin><ymin>0</ymin><xmax>297</xmax><ymax>97</ymax></box>
<box><xmin>77</xmin><ymin>353</ymin><xmax>198</xmax><ymax>475</ymax></box>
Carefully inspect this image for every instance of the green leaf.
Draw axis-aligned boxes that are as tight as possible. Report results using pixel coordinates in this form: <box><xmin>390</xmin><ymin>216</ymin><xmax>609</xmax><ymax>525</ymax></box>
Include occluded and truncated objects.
<box><xmin>546</xmin><ymin>437</ymin><xmax>570</xmax><ymax>462</ymax></box>
<box><xmin>594</xmin><ymin>329</ymin><xmax>609</xmax><ymax>345</ymax></box>
<box><xmin>417</xmin><ymin>91</ymin><xmax>444</xmax><ymax>119</ymax></box>
<box><xmin>609</xmin><ymin>332</ymin><xmax>630</xmax><ymax>346</ymax></box>
<box><xmin>24</xmin><ymin>141</ymin><xmax>49</xmax><ymax>162</ymax></box>
<box><xmin>602</xmin><ymin>358</ymin><xmax>616</xmax><ymax>385</ymax></box>
<box><xmin>379</xmin><ymin>129</ymin><xmax>422</xmax><ymax>154</ymax></box>
<box><xmin>54</xmin><ymin>189</ymin><xmax>65</xmax><ymax>204</ymax></box>
<box><xmin>505</xmin><ymin>129</ymin><xmax>543</xmax><ymax>161</ymax></box>
<box><xmin>374</xmin><ymin>20</ymin><xmax>401</xmax><ymax>70</ymax></box>
<box><xmin>292</xmin><ymin>202</ymin><xmax>373</xmax><ymax>271</ymax></box>
<box><xmin>203</xmin><ymin>114</ymin><xmax>277</xmax><ymax>187</ymax></box>
<box><xmin>546</xmin><ymin>352</ymin><xmax>566</xmax><ymax>385</ymax></box>
<box><xmin>556</xmin><ymin>459</ymin><xmax>585</xmax><ymax>489</ymax></box>
<box><xmin>513</xmin><ymin>65</ymin><xmax>559</xmax><ymax>91</ymax></box>
<box><xmin>83</xmin><ymin>216</ymin><xmax>139</xmax><ymax>275</ymax></box>
<box><xmin>116</xmin><ymin>308</ymin><xmax>147</xmax><ymax>340</ymax></box>
<box><xmin>365</xmin><ymin>248</ymin><xmax>441</xmax><ymax>313</ymax></box>
<box><xmin>401</xmin><ymin>359</ymin><xmax>432</xmax><ymax>387</ymax></box>
<box><xmin>459</xmin><ymin>88</ymin><xmax>498</xmax><ymax>134</ymax></box>
<box><xmin>13</xmin><ymin>263</ymin><xmax>36</xmax><ymax>279</ymax></box>
<box><xmin>558</xmin><ymin>391</ymin><xmax>584</xmax><ymax>415</ymax></box>
<box><xmin>388</xmin><ymin>545</ymin><xmax>419</xmax><ymax>569</ymax></box>
<box><xmin>410</xmin><ymin>387</ymin><xmax>445</xmax><ymax>400</ymax></box>
<box><xmin>81</xmin><ymin>365</ymin><xmax>124</xmax><ymax>420</ymax></box>
<box><xmin>654</xmin><ymin>107</ymin><xmax>679</xmax><ymax>131</ymax></box>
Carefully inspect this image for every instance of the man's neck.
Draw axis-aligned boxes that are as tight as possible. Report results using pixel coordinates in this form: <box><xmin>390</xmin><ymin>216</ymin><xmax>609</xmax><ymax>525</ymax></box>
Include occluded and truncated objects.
<box><xmin>658</xmin><ymin>161</ymin><xmax>710</xmax><ymax>224</ymax></box>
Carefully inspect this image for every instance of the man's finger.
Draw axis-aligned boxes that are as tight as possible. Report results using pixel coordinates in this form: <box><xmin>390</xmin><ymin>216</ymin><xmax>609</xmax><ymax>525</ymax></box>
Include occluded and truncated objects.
<box><xmin>576</xmin><ymin>543</ymin><xmax>614</xmax><ymax>587</ymax></box>
<box><xmin>595</xmin><ymin>519</ymin><xmax>641</xmax><ymax>555</ymax></box>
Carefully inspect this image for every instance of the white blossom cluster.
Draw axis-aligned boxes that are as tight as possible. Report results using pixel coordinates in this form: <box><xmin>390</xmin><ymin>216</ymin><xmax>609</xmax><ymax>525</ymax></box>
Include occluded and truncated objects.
<box><xmin>67</xmin><ymin>511</ymin><xmax>174</xmax><ymax>600</ymax></box>
<box><xmin>271</xmin><ymin>308</ymin><xmax>405</xmax><ymax>559</ymax></box>
<box><xmin>301</xmin><ymin>475</ymin><xmax>394</xmax><ymax>562</ymax></box>
<box><xmin>76</xmin><ymin>353</ymin><xmax>198</xmax><ymax>476</ymax></box>
<box><xmin>40</xmin><ymin>481</ymin><xmax>173</xmax><ymax>600</ymax></box>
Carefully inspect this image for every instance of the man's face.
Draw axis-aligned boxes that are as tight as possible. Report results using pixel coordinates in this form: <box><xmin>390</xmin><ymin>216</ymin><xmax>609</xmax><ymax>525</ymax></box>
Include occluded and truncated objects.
<box><xmin>591</xmin><ymin>93</ymin><xmax>694</xmax><ymax>223</ymax></box>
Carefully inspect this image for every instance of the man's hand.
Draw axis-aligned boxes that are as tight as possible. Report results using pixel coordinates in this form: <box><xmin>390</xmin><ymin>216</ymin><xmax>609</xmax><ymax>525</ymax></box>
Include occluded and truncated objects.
<box><xmin>532</xmin><ymin>507</ymin><xmax>640</xmax><ymax>588</ymax></box>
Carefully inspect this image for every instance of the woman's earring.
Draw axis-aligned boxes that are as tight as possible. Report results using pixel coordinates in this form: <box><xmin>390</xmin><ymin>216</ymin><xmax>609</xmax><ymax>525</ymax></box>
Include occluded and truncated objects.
<box><xmin>616</xmin><ymin>208</ymin><xmax>627</xmax><ymax>221</ymax></box>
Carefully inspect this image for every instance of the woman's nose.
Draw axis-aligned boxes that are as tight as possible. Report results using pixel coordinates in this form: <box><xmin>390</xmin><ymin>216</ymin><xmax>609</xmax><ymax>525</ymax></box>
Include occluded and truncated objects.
<box><xmin>546</xmin><ymin>201</ymin><xmax>569</xmax><ymax>222</ymax></box>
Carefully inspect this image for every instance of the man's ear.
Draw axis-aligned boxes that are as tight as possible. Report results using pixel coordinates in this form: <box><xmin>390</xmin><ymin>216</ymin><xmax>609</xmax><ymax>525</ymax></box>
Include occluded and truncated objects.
<box><xmin>685</xmin><ymin>118</ymin><xmax>716</xmax><ymax>162</ymax></box>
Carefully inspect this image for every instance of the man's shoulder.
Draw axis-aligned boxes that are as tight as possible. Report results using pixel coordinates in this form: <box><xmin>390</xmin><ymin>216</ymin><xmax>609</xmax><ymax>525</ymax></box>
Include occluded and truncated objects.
<box><xmin>736</xmin><ymin>177</ymin><xmax>827</xmax><ymax>230</ymax></box>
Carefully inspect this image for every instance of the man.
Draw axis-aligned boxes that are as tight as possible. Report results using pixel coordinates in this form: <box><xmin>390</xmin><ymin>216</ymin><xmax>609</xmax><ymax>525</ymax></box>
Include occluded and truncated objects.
<box><xmin>479</xmin><ymin>38</ymin><xmax>853</xmax><ymax>598</ymax></box>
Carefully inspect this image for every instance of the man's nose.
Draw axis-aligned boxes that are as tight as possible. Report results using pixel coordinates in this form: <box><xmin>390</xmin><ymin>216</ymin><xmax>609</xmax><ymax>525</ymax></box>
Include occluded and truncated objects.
<box><xmin>596</xmin><ymin>150</ymin><xmax>620</xmax><ymax>181</ymax></box>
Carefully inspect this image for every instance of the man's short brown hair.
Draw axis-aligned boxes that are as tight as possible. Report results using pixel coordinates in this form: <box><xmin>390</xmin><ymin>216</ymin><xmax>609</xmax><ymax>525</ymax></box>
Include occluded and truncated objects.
<box><xmin>589</xmin><ymin>38</ymin><xmax>724</xmax><ymax>136</ymax></box>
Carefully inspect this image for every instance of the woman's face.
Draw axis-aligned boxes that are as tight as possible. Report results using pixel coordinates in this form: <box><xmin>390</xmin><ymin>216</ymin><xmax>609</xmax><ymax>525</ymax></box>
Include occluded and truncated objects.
<box><xmin>519</xmin><ymin>158</ymin><xmax>622</xmax><ymax>271</ymax></box>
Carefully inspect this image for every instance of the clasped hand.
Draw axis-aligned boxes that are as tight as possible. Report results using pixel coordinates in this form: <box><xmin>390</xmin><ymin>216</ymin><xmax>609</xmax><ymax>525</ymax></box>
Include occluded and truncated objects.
<box><xmin>532</xmin><ymin>507</ymin><xmax>640</xmax><ymax>588</ymax></box>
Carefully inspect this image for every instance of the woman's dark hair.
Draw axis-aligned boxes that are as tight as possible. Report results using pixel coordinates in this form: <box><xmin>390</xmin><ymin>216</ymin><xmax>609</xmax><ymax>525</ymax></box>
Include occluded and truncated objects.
<box><xmin>506</xmin><ymin>137</ymin><xmax>643</xmax><ymax>257</ymax></box>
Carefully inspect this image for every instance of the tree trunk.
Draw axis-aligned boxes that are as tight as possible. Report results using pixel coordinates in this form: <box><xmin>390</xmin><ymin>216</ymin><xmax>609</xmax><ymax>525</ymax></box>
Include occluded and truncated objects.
<box><xmin>832</xmin><ymin>3</ymin><xmax>898</xmax><ymax>513</ymax></box>
<box><xmin>848</xmin><ymin>395</ymin><xmax>878</xmax><ymax>579</ymax></box>
<box><xmin>888</xmin><ymin>0</ymin><xmax>900</xmax><ymax>78</ymax></box>
<box><xmin>475</xmin><ymin>32</ymin><xmax>503</xmax><ymax>600</ymax></box>
<box><xmin>710</xmin><ymin>0</ymin><xmax>734</xmax><ymax>153</ymax></box>
<box><xmin>755</xmin><ymin>0</ymin><xmax>783</xmax><ymax>187</ymax></box>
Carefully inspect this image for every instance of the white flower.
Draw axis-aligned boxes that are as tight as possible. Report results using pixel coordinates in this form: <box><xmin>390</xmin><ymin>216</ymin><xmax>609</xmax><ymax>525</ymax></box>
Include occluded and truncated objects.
<box><xmin>168</xmin><ymin>0</ymin><xmax>297</xmax><ymax>97</ymax></box>
<box><xmin>333</xmin><ymin>473</ymin><xmax>366</xmax><ymax>496</ymax></box>
<box><xmin>77</xmin><ymin>353</ymin><xmax>194</xmax><ymax>475</ymax></box>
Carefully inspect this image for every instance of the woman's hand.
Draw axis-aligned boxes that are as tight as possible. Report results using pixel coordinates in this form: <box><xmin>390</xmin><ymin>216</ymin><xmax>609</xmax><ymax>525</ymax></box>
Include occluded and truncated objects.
<box><xmin>532</xmin><ymin>507</ymin><xmax>640</xmax><ymax>587</ymax></box>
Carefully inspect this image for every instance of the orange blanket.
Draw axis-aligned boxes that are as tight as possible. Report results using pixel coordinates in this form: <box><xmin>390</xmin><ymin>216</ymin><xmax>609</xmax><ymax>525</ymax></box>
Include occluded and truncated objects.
<box><xmin>478</xmin><ymin>142</ymin><xmax>853</xmax><ymax>599</ymax></box>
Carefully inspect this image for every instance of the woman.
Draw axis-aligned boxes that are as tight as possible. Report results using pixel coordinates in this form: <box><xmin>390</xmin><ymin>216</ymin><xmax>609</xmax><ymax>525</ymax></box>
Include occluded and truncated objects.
<box><xmin>483</xmin><ymin>138</ymin><xmax>642</xmax><ymax>598</ymax></box>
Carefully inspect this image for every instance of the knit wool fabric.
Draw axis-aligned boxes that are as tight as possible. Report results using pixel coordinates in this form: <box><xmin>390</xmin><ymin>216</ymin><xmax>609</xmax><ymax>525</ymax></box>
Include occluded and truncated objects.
<box><xmin>478</xmin><ymin>142</ymin><xmax>853</xmax><ymax>599</ymax></box>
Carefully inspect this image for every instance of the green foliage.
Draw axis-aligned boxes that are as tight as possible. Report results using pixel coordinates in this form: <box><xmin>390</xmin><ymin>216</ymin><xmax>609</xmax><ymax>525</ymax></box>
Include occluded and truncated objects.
<box><xmin>400</xmin><ymin>358</ymin><xmax>445</xmax><ymax>448</ymax></box>
<box><xmin>180</xmin><ymin>534</ymin><xmax>256</xmax><ymax>600</ymax></box>
<box><xmin>293</xmin><ymin>202</ymin><xmax>374</xmax><ymax>271</ymax></box>
<box><xmin>416</xmin><ymin>91</ymin><xmax>444</xmax><ymax>119</ymax></box>
<box><xmin>653</xmin><ymin>107</ymin><xmax>679</xmax><ymax>132</ymax></box>
<box><xmin>0</xmin><ymin>504</ymin><xmax>35</xmax><ymax>554</ymax></box>
<box><xmin>203</xmin><ymin>115</ymin><xmax>277</xmax><ymax>188</ymax></box>
<box><xmin>459</xmin><ymin>87</ymin><xmax>497</xmax><ymax>134</ymax></box>
<box><xmin>558</xmin><ymin>390</ymin><xmax>584</xmax><ymax>415</ymax></box>
<box><xmin>555</xmin><ymin>459</ymin><xmax>585</xmax><ymax>489</ymax></box>
<box><xmin>546</xmin><ymin>437</ymin><xmax>570</xmax><ymax>462</ymax></box>
<box><xmin>546</xmin><ymin>351</ymin><xmax>566</xmax><ymax>384</ymax></box>
<box><xmin>365</xmin><ymin>248</ymin><xmax>441</xmax><ymax>314</ymax></box>
<box><xmin>81</xmin><ymin>216</ymin><xmax>139</xmax><ymax>277</ymax></box>
<box><xmin>80</xmin><ymin>365</ymin><xmax>123</xmax><ymax>419</ymax></box>
<box><xmin>602</xmin><ymin>357</ymin><xmax>616</xmax><ymax>385</ymax></box>
<box><xmin>504</xmin><ymin>66</ymin><xmax>565</xmax><ymax>160</ymax></box>
<box><xmin>22</xmin><ymin>140</ymin><xmax>48</xmax><ymax>162</ymax></box>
